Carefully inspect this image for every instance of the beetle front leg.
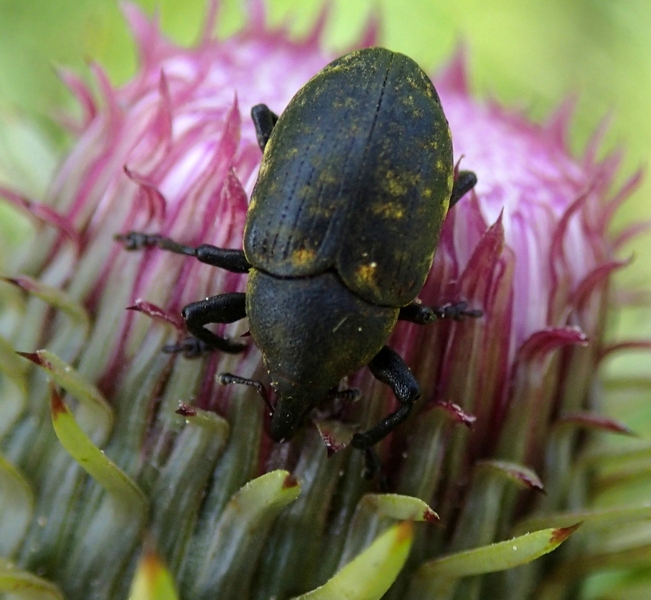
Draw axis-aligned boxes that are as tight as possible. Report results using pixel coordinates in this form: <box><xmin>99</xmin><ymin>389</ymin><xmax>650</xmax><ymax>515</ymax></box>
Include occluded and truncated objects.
<box><xmin>399</xmin><ymin>300</ymin><xmax>482</xmax><ymax>324</ymax></box>
<box><xmin>115</xmin><ymin>232</ymin><xmax>250</xmax><ymax>273</ymax></box>
<box><xmin>180</xmin><ymin>292</ymin><xmax>248</xmax><ymax>353</ymax></box>
<box><xmin>450</xmin><ymin>169</ymin><xmax>477</xmax><ymax>207</ymax></box>
<box><xmin>251</xmin><ymin>104</ymin><xmax>279</xmax><ymax>151</ymax></box>
<box><xmin>351</xmin><ymin>345</ymin><xmax>419</xmax><ymax>454</ymax></box>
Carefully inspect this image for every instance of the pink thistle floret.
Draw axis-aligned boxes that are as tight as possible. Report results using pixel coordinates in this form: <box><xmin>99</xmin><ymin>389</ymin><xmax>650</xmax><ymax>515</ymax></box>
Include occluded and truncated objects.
<box><xmin>0</xmin><ymin>3</ymin><xmax>646</xmax><ymax>599</ymax></box>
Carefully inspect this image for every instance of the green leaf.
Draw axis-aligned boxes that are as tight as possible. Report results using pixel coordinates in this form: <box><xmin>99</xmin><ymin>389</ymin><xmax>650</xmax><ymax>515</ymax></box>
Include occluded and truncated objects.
<box><xmin>580</xmin><ymin>440</ymin><xmax>651</xmax><ymax>472</ymax></box>
<box><xmin>19</xmin><ymin>349</ymin><xmax>112</xmax><ymax>444</ymax></box>
<box><xmin>128</xmin><ymin>544</ymin><xmax>179</xmax><ymax>600</ymax></box>
<box><xmin>335</xmin><ymin>493</ymin><xmax>438</xmax><ymax>571</ymax></box>
<box><xmin>514</xmin><ymin>504</ymin><xmax>651</xmax><ymax>536</ymax></box>
<box><xmin>0</xmin><ymin>454</ymin><xmax>34</xmax><ymax>556</ymax></box>
<box><xmin>7</xmin><ymin>276</ymin><xmax>89</xmax><ymax>361</ymax></box>
<box><xmin>0</xmin><ymin>562</ymin><xmax>63</xmax><ymax>600</ymax></box>
<box><xmin>0</xmin><ymin>333</ymin><xmax>27</xmax><ymax>437</ymax></box>
<box><xmin>187</xmin><ymin>470</ymin><xmax>301</xmax><ymax>597</ymax></box>
<box><xmin>5</xmin><ymin>276</ymin><xmax>89</xmax><ymax>331</ymax></box>
<box><xmin>447</xmin><ymin>459</ymin><xmax>544</xmax><ymax>556</ymax></box>
<box><xmin>149</xmin><ymin>406</ymin><xmax>230</xmax><ymax>570</ymax></box>
<box><xmin>586</xmin><ymin>578</ymin><xmax>651</xmax><ymax>600</ymax></box>
<box><xmin>408</xmin><ymin>524</ymin><xmax>581</xmax><ymax>599</ymax></box>
<box><xmin>292</xmin><ymin>521</ymin><xmax>414</xmax><ymax>600</ymax></box>
<box><xmin>536</xmin><ymin>543</ymin><xmax>651</xmax><ymax>600</ymax></box>
<box><xmin>358</xmin><ymin>494</ymin><xmax>439</xmax><ymax>523</ymax></box>
<box><xmin>474</xmin><ymin>460</ymin><xmax>543</xmax><ymax>491</ymax></box>
<box><xmin>49</xmin><ymin>384</ymin><xmax>147</xmax><ymax>520</ymax></box>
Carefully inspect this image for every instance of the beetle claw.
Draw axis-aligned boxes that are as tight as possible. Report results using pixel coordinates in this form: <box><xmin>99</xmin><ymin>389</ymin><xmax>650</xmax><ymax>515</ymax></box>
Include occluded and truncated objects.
<box><xmin>359</xmin><ymin>446</ymin><xmax>387</xmax><ymax>485</ymax></box>
<box><xmin>327</xmin><ymin>387</ymin><xmax>361</xmax><ymax>403</ymax></box>
<box><xmin>114</xmin><ymin>231</ymin><xmax>154</xmax><ymax>251</ymax></box>
<box><xmin>432</xmin><ymin>301</ymin><xmax>483</xmax><ymax>321</ymax></box>
<box><xmin>163</xmin><ymin>336</ymin><xmax>211</xmax><ymax>358</ymax></box>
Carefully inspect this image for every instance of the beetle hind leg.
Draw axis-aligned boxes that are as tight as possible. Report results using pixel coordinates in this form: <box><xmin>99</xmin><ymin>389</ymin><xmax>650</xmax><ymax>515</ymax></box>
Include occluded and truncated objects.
<box><xmin>251</xmin><ymin>104</ymin><xmax>279</xmax><ymax>151</ymax></box>
<box><xmin>351</xmin><ymin>345</ymin><xmax>419</xmax><ymax>478</ymax></box>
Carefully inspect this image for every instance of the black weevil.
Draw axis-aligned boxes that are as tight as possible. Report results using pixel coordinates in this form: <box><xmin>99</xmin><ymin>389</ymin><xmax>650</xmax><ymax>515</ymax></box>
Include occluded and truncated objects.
<box><xmin>117</xmin><ymin>47</ymin><xmax>479</xmax><ymax>477</ymax></box>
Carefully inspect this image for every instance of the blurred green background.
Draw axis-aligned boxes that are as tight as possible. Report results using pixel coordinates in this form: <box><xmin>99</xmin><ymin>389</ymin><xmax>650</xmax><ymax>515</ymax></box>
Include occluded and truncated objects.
<box><xmin>0</xmin><ymin>2</ymin><xmax>649</xmax><ymax>596</ymax></box>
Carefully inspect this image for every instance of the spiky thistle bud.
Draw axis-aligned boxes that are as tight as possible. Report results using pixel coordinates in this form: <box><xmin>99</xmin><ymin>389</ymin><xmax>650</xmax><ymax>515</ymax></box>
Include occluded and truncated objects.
<box><xmin>0</xmin><ymin>3</ymin><xmax>648</xmax><ymax>600</ymax></box>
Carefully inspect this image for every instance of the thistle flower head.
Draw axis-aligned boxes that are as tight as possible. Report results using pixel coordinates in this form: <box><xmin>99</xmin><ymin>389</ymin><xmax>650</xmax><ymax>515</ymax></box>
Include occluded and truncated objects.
<box><xmin>0</xmin><ymin>3</ymin><xmax>648</xmax><ymax>600</ymax></box>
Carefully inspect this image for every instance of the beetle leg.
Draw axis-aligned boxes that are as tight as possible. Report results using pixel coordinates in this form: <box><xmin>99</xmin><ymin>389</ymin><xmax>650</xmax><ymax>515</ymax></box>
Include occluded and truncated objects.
<box><xmin>450</xmin><ymin>169</ymin><xmax>477</xmax><ymax>207</ymax></box>
<box><xmin>181</xmin><ymin>292</ymin><xmax>248</xmax><ymax>353</ymax></box>
<box><xmin>251</xmin><ymin>104</ymin><xmax>279</xmax><ymax>151</ymax></box>
<box><xmin>218</xmin><ymin>372</ymin><xmax>274</xmax><ymax>415</ymax></box>
<box><xmin>115</xmin><ymin>232</ymin><xmax>250</xmax><ymax>273</ymax></box>
<box><xmin>399</xmin><ymin>300</ymin><xmax>483</xmax><ymax>323</ymax></box>
<box><xmin>361</xmin><ymin>447</ymin><xmax>388</xmax><ymax>486</ymax></box>
<box><xmin>351</xmin><ymin>345</ymin><xmax>419</xmax><ymax>454</ymax></box>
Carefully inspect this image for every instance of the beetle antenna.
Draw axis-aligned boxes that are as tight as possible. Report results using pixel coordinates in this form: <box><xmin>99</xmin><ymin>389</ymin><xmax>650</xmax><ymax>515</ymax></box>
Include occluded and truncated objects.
<box><xmin>218</xmin><ymin>372</ymin><xmax>274</xmax><ymax>416</ymax></box>
<box><xmin>326</xmin><ymin>386</ymin><xmax>361</xmax><ymax>402</ymax></box>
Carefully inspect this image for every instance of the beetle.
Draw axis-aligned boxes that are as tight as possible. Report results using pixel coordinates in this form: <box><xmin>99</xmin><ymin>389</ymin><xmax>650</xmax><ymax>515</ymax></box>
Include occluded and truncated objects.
<box><xmin>117</xmin><ymin>47</ymin><xmax>479</xmax><ymax>477</ymax></box>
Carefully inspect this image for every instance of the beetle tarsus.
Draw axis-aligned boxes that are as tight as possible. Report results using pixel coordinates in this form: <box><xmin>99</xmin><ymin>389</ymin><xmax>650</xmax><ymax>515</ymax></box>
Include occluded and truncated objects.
<box><xmin>114</xmin><ymin>231</ymin><xmax>177</xmax><ymax>252</ymax></box>
<box><xmin>115</xmin><ymin>231</ymin><xmax>251</xmax><ymax>272</ymax></box>
<box><xmin>431</xmin><ymin>301</ymin><xmax>483</xmax><ymax>321</ymax></box>
<box><xmin>352</xmin><ymin>403</ymin><xmax>412</xmax><ymax>450</ymax></box>
<box><xmin>361</xmin><ymin>447</ymin><xmax>381</xmax><ymax>481</ymax></box>
<box><xmin>115</xmin><ymin>231</ymin><xmax>194</xmax><ymax>255</ymax></box>
<box><xmin>219</xmin><ymin>372</ymin><xmax>274</xmax><ymax>415</ymax></box>
<box><xmin>399</xmin><ymin>300</ymin><xmax>482</xmax><ymax>323</ymax></box>
<box><xmin>450</xmin><ymin>170</ymin><xmax>478</xmax><ymax>207</ymax></box>
<box><xmin>163</xmin><ymin>336</ymin><xmax>210</xmax><ymax>357</ymax></box>
<box><xmin>251</xmin><ymin>104</ymin><xmax>279</xmax><ymax>151</ymax></box>
<box><xmin>327</xmin><ymin>387</ymin><xmax>361</xmax><ymax>403</ymax></box>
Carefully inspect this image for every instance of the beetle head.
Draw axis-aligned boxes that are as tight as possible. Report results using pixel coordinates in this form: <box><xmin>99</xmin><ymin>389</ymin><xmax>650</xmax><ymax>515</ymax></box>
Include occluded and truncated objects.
<box><xmin>268</xmin><ymin>378</ymin><xmax>324</xmax><ymax>442</ymax></box>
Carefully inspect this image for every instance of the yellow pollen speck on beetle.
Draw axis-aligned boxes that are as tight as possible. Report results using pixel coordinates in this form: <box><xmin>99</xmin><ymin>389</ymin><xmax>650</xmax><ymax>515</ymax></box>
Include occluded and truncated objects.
<box><xmin>355</xmin><ymin>262</ymin><xmax>378</xmax><ymax>287</ymax></box>
<box><xmin>291</xmin><ymin>247</ymin><xmax>316</xmax><ymax>266</ymax></box>
<box><xmin>383</xmin><ymin>169</ymin><xmax>422</xmax><ymax>199</ymax></box>
<box><xmin>371</xmin><ymin>202</ymin><xmax>404</xmax><ymax>219</ymax></box>
<box><xmin>315</xmin><ymin>169</ymin><xmax>340</xmax><ymax>187</ymax></box>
